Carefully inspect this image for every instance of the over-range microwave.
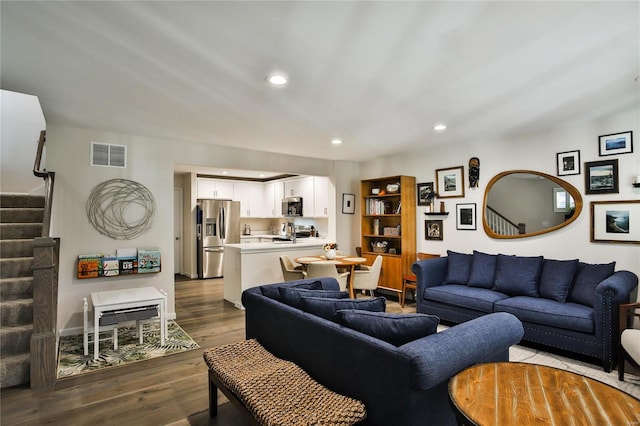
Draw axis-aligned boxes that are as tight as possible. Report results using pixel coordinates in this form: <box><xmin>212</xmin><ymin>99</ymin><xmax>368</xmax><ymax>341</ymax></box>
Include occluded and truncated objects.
<box><xmin>282</xmin><ymin>197</ymin><xmax>303</xmax><ymax>217</ymax></box>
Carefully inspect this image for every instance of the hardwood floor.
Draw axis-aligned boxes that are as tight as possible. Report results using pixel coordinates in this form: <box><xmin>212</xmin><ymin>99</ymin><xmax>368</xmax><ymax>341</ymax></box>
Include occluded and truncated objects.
<box><xmin>1</xmin><ymin>278</ymin><xmax>415</xmax><ymax>425</ymax></box>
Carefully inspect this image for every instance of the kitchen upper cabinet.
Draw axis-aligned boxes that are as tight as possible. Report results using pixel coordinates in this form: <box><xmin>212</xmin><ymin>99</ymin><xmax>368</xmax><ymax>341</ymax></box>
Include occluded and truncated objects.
<box><xmin>284</xmin><ymin>177</ymin><xmax>314</xmax><ymax>217</ymax></box>
<box><xmin>197</xmin><ymin>178</ymin><xmax>234</xmax><ymax>199</ymax></box>
<box><xmin>264</xmin><ymin>181</ymin><xmax>284</xmax><ymax>217</ymax></box>
<box><xmin>234</xmin><ymin>182</ymin><xmax>265</xmax><ymax>217</ymax></box>
<box><xmin>314</xmin><ymin>176</ymin><xmax>330</xmax><ymax>217</ymax></box>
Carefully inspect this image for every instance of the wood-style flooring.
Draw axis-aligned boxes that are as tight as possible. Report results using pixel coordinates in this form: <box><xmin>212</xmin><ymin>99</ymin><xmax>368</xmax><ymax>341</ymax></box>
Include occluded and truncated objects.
<box><xmin>1</xmin><ymin>278</ymin><xmax>414</xmax><ymax>425</ymax></box>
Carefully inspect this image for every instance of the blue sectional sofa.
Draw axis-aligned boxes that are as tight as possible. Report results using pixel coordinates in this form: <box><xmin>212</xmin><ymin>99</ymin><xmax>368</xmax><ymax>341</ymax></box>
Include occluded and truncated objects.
<box><xmin>242</xmin><ymin>278</ymin><xmax>524</xmax><ymax>426</ymax></box>
<box><xmin>413</xmin><ymin>250</ymin><xmax>639</xmax><ymax>372</ymax></box>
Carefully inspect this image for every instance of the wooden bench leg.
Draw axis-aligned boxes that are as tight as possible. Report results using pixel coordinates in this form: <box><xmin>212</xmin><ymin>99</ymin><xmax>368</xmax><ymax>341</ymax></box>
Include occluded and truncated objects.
<box><xmin>208</xmin><ymin>371</ymin><xmax>218</xmax><ymax>418</ymax></box>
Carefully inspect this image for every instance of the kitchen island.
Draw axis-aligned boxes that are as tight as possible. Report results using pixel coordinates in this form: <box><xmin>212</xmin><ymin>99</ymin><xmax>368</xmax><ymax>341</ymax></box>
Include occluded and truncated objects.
<box><xmin>223</xmin><ymin>238</ymin><xmax>328</xmax><ymax>309</ymax></box>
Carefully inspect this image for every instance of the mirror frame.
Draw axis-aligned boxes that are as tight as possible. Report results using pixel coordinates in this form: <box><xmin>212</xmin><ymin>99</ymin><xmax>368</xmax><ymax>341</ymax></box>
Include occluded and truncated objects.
<box><xmin>482</xmin><ymin>170</ymin><xmax>583</xmax><ymax>239</ymax></box>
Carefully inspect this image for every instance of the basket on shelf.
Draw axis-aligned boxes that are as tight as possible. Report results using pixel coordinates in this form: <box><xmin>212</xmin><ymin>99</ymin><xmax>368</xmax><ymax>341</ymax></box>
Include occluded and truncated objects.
<box><xmin>371</xmin><ymin>241</ymin><xmax>389</xmax><ymax>253</ymax></box>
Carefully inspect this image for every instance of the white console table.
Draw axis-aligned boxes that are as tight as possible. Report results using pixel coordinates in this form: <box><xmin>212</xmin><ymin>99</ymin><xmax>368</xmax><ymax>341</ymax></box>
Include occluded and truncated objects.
<box><xmin>89</xmin><ymin>286</ymin><xmax>167</xmax><ymax>359</ymax></box>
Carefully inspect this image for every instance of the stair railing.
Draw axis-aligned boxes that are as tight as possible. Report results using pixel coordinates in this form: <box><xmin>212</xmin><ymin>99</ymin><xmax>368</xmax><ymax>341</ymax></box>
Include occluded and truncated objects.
<box><xmin>486</xmin><ymin>205</ymin><xmax>526</xmax><ymax>236</ymax></box>
<box><xmin>31</xmin><ymin>130</ymin><xmax>59</xmax><ymax>388</ymax></box>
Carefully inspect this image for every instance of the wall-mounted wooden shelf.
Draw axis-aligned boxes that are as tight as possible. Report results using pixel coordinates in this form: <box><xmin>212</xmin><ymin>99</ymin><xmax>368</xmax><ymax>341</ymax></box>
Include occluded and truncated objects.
<box><xmin>424</xmin><ymin>212</ymin><xmax>449</xmax><ymax>216</ymax></box>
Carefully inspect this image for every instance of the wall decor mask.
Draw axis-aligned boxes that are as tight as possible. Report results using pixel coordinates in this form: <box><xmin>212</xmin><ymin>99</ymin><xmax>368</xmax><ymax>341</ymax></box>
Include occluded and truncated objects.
<box><xmin>86</xmin><ymin>179</ymin><xmax>155</xmax><ymax>240</ymax></box>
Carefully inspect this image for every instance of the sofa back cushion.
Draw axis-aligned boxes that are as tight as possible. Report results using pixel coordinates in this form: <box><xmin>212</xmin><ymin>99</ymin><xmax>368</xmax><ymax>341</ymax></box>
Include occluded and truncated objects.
<box><xmin>538</xmin><ymin>259</ymin><xmax>579</xmax><ymax>302</ymax></box>
<box><xmin>443</xmin><ymin>250</ymin><xmax>472</xmax><ymax>285</ymax></box>
<box><xmin>467</xmin><ymin>251</ymin><xmax>498</xmax><ymax>289</ymax></box>
<box><xmin>300</xmin><ymin>296</ymin><xmax>386</xmax><ymax>321</ymax></box>
<box><xmin>278</xmin><ymin>287</ymin><xmax>349</xmax><ymax>309</ymax></box>
<box><xmin>335</xmin><ymin>310</ymin><xmax>439</xmax><ymax>346</ymax></box>
<box><xmin>260</xmin><ymin>279</ymin><xmax>324</xmax><ymax>300</ymax></box>
<box><xmin>567</xmin><ymin>261</ymin><xmax>616</xmax><ymax>307</ymax></box>
<box><xmin>493</xmin><ymin>254</ymin><xmax>543</xmax><ymax>297</ymax></box>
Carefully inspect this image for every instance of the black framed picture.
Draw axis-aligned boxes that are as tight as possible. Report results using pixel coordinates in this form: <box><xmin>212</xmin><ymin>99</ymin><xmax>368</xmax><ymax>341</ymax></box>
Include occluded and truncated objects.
<box><xmin>425</xmin><ymin>220</ymin><xmax>443</xmax><ymax>241</ymax></box>
<box><xmin>598</xmin><ymin>131</ymin><xmax>633</xmax><ymax>156</ymax></box>
<box><xmin>585</xmin><ymin>159</ymin><xmax>619</xmax><ymax>194</ymax></box>
<box><xmin>456</xmin><ymin>203</ymin><xmax>476</xmax><ymax>230</ymax></box>
<box><xmin>417</xmin><ymin>182</ymin><xmax>435</xmax><ymax>206</ymax></box>
<box><xmin>342</xmin><ymin>193</ymin><xmax>355</xmax><ymax>214</ymax></box>
<box><xmin>556</xmin><ymin>150</ymin><xmax>580</xmax><ymax>176</ymax></box>
<box><xmin>591</xmin><ymin>200</ymin><xmax>640</xmax><ymax>244</ymax></box>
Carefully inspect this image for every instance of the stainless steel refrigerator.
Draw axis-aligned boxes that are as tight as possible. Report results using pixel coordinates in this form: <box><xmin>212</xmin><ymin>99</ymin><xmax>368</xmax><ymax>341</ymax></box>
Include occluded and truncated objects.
<box><xmin>196</xmin><ymin>199</ymin><xmax>240</xmax><ymax>278</ymax></box>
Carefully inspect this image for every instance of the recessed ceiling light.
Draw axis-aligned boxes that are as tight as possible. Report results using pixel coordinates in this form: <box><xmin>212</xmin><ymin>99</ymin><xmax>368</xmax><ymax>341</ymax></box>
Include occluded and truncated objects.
<box><xmin>433</xmin><ymin>123</ymin><xmax>447</xmax><ymax>132</ymax></box>
<box><xmin>331</xmin><ymin>138</ymin><xmax>343</xmax><ymax>145</ymax></box>
<box><xmin>221</xmin><ymin>171</ymin><xmax>228</xmax><ymax>175</ymax></box>
<box><xmin>266</xmin><ymin>72</ymin><xmax>288</xmax><ymax>87</ymax></box>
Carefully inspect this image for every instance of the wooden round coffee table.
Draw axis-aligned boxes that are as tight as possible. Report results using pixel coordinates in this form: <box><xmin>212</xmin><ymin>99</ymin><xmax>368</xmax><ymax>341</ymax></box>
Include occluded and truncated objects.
<box><xmin>449</xmin><ymin>362</ymin><xmax>640</xmax><ymax>425</ymax></box>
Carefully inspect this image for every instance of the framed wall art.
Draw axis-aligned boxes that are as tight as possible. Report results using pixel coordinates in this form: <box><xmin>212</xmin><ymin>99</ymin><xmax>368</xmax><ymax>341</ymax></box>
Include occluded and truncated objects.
<box><xmin>436</xmin><ymin>166</ymin><xmax>465</xmax><ymax>198</ymax></box>
<box><xmin>591</xmin><ymin>200</ymin><xmax>640</xmax><ymax>244</ymax></box>
<box><xmin>417</xmin><ymin>182</ymin><xmax>435</xmax><ymax>206</ymax></box>
<box><xmin>556</xmin><ymin>150</ymin><xmax>580</xmax><ymax>176</ymax></box>
<box><xmin>342</xmin><ymin>193</ymin><xmax>355</xmax><ymax>214</ymax></box>
<box><xmin>598</xmin><ymin>131</ymin><xmax>633</xmax><ymax>156</ymax></box>
<box><xmin>425</xmin><ymin>219</ymin><xmax>443</xmax><ymax>241</ymax></box>
<box><xmin>456</xmin><ymin>203</ymin><xmax>476</xmax><ymax>230</ymax></box>
<box><xmin>584</xmin><ymin>159</ymin><xmax>618</xmax><ymax>194</ymax></box>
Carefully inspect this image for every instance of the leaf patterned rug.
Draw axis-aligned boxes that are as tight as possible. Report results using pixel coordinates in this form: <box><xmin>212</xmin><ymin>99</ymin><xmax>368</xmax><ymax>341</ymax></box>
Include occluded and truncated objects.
<box><xmin>57</xmin><ymin>320</ymin><xmax>200</xmax><ymax>378</ymax></box>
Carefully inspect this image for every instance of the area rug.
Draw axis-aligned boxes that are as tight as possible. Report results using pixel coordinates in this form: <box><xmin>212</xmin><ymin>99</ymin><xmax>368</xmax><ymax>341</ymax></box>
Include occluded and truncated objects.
<box><xmin>57</xmin><ymin>320</ymin><xmax>200</xmax><ymax>378</ymax></box>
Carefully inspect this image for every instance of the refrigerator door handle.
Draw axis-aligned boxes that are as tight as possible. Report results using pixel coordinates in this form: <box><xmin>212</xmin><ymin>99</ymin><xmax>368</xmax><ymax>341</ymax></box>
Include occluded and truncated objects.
<box><xmin>220</xmin><ymin>207</ymin><xmax>226</xmax><ymax>240</ymax></box>
<box><xmin>204</xmin><ymin>247</ymin><xmax>224</xmax><ymax>253</ymax></box>
<box><xmin>196</xmin><ymin>224</ymin><xmax>201</xmax><ymax>240</ymax></box>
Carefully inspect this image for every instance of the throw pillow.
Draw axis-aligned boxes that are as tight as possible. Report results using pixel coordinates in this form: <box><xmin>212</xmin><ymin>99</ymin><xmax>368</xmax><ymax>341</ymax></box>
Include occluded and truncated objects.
<box><xmin>334</xmin><ymin>310</ymin><xmax>439</xmax><ymax>346</ymax></box>
<box><xmin>567</xmin><ymin>261</ymin><xmax>616</xmax><ymax>307</ymax></box>
<box><xmin>467</xmin><ymin>251</ymin><xmax>498</xmax><ymax>289</ymax></box>
<box><xmin>259</xmin><ymin>280</ymin><xmax>323</xmax><ymax>300</ymax></box>
<box><xmin>493</xmin><ymin>254</ymin><xmax>543</xmax><ymax>297</ymax></box>
<box><xmin>443</xmin><ymin>250</ymin><xmax>472</xmax><ymax>285</ymax></box>
<box><xmin>278</xmin><ymin>287</ymin><xmax>349</xmax><ymax>309</ymax></box>
<box><xmin>300</xmin><ymin>296</ymin><xmax>386</xmax><ymax>321</ymax></box>
<box><xmin>538</xmin><ymin>259</ymin><xmax>579</xmax><ymax>303</ymax></box>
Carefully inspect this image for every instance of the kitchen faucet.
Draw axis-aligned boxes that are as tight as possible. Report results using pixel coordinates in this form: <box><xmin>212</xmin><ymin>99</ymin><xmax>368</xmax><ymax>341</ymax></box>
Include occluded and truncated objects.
<box><xmin>287</xmin><ymin>221</ymin><xmax>296</xmax><ymax>243</ymax></box>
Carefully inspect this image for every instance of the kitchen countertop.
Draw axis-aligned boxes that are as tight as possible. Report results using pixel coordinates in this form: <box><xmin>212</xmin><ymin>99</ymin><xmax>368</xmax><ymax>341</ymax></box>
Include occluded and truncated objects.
<box><xmin>226</xmin><ymin>238</ymin><xmax>328</xmax><ymax>252</ymax></box>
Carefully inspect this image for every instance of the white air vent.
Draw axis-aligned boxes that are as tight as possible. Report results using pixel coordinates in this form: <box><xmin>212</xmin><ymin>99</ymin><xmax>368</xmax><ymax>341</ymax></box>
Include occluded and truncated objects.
<box><xmin>91</xmin><ymin>142</ymin><xmax>126</xmax><ymax>168</ymax></box>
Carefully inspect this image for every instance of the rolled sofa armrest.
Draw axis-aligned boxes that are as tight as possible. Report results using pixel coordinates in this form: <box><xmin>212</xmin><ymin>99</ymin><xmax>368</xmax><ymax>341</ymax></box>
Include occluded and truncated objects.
<box><xmin>398</xmin><ymin>312</ymin><xmax>524</xmax><ymax>390</ymax></box>
<box><xmin>595</xmin><ymin>271</ymin><xmax>639</xmax><ymax>306</ymax></box>
<box><xmin>412</xmin><ymin>257</ymin><xmax>448</xmax><ymax>290</ymax></box>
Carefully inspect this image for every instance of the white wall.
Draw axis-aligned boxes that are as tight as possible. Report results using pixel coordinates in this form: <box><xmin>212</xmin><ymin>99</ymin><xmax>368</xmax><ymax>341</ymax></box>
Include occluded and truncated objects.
<box><xmin>46</xmin><ymin>125</ymin><xmax>340</xmax><ymax>331</ymax></box>
<box><xmin>361</xmin><ymin>108</ymin><xmax>640</xmax><ymax>300</ymax></box>
<box><xmin>0</xmin><ymin>90</ymin><xmax>46</xmax><ymax>194</ymax></box>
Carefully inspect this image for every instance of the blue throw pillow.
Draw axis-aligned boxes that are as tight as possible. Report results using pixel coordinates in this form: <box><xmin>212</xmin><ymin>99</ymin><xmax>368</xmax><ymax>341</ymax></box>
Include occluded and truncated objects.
<box><xmin>467</xmin><ymin>251</ymin><xmax>497</xmax><ymax>289</ymax></box>
<box><xmin>260</xmin><ymin>280</ymin><xmax>323</xmax><ymax>300</ymax></box>
<box><xmin>567</xmin><ymin>262</ymin><xmax>616</xmax><ymax>307</ymax></box>
<box><xmin>300</xmin><ymin>297</ymin><xmax>386</xmax><ymax>321</ymax></box>
<box><xmin>335</xmin><ymin>310</ymin><xmax>440</xmax><ymax>346</ymax></box>
<box><xmin>278</xmin><ymin>287</ymin><xmax>349</xmax><ymax>309</ymax></box>
<box><xmin>538</xmin><ymin>259</ymin><xmax>579</xmax><ymax>302</ymax></box>
<box><xmin>493</xmin><ymin>254</ymin><xmax>543</xmax><ymax>297</ymax></box>
<box><xmin>443</xmin><ymin>250</ymin><xmax>472</xmax><ymax>285</ymax></box>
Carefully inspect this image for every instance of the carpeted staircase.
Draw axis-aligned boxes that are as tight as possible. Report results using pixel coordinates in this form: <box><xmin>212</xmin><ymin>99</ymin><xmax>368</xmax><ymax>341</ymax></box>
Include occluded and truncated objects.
<box><xmin>0</xmin><ymin>194</ymin><xmax>44</xmax><ymax>388</ymax></box>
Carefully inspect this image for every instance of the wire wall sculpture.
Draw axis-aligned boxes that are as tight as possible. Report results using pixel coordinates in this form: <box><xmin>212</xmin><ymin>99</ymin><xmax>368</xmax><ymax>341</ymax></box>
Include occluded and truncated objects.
<box><xmin>86</xmin><ymin>179</ymin><xmax>155</xmax><ymax>240</ymax></box>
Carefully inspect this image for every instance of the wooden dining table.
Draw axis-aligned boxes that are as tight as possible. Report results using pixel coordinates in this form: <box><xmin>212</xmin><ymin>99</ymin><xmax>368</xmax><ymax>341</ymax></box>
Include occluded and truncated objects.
<box><xmin>294</xmin><ymin>255</ymin><xmax>368</xmax><ymax>298</ymax></box>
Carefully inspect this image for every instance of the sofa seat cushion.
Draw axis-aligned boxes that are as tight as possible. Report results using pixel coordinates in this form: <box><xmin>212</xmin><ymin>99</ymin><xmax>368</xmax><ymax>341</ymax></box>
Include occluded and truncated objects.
<box><xmin>494</xmin><ymin>297</ymin><xmax>594</xmax><ymax>333</ymax></box>
<box><xmin>335</xmin><ymin>310</ymin><xmax>439</xmax><ymax>347</ymax></box>
<box><xmin>423</xmin><ymin>285</ymin><xmax>509</xmax><ymax>313</ymax></box>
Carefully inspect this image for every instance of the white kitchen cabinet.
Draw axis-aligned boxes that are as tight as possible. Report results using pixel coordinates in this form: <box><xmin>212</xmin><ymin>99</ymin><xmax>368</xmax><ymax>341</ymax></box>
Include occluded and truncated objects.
<box><xmin>284</xmin><ymin>177</ymin><xmax>315</xmax><ymax>216</ymax></box>
<box><xmin>314</xmin><ymin>176</ymin><xmax>330</xmax><ymax>217</ymax></box>
<box><xmin>234</xmin><ymin>182</ymin><xmax>265</xmax><ymax>217</ymax></box>
<box><xmin>264</xmin><ymin>181</ymin><xmax>284</xmax><ymax>217</ymax></box>
<box><xmin>197</xmin><ymin>178</ymin><xmax>234</xmax><ymax>199</ymax></box>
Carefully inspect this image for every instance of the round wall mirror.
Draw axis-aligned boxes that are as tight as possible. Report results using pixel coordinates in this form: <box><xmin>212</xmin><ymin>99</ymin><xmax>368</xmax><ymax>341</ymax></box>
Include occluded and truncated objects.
<box><xmin>483</xmin><ymin>170</ymin><xmax>583</xmax><ymax>239</ymax></box>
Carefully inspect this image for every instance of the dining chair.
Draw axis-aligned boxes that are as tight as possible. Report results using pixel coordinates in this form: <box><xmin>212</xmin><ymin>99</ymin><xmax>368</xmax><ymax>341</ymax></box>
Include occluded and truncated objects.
<box><xmin>304</xmin><ymin>261</ymin><xmax>350</xmax><ymax>291</ymax></box>
<box><xmin>354</xmin><ymin>247</ymin><xmax>371</xmax><ymax>271</ymax></box>
<box><xmin>619</xmin><ymin>302</ymin><xmax>640</xmax><ymax>381</ymax></box>
<box><xmin>401</xmin><ymin>253</ymin><xmax>440</xmax><ymax>307</ymax></box>
<box><xmin>352</xmin><ymin>255</ymin><xmax>383</xmax><ymax>298</ymax></box>
<box><xmin>279</xmin><ymin>255</ymin><xmax>305</xmax><ymax>282</ymax></box>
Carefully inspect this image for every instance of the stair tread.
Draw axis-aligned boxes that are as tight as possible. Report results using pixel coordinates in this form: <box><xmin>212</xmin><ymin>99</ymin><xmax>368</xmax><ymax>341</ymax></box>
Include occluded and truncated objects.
<box><xmin>0</xmin><ymin>324</ymin><xmax>33</xmax><ymax>334</ymax></box>
<box><xmin>0</xmin><ymin>297</ymin><xmax>33</xmax><ymax>305</ymax></box>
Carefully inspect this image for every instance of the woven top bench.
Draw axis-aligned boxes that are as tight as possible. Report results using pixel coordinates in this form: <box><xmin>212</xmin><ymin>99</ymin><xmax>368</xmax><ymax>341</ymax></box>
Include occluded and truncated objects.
<box><xmin>203</xmin><ymin>339</ymin><xmax>367</xmax><ymax>426</ymax></box>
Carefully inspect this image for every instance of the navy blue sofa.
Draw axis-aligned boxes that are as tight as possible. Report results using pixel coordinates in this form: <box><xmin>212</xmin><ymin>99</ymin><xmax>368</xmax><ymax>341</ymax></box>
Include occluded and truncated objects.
<box><xmin>413</xmin><ymin>251</ymin><xmax>639</xmax><ymax>372</ymax></box>
<box><xmin>242</xmin><ymin>277</ymin><xmax>524</xmax><ymax>426</ymax></box>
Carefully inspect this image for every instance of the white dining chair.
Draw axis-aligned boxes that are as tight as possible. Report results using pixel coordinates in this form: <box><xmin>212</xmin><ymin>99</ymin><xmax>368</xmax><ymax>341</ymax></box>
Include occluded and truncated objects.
<box><xmin>279</xmin><ymin>255</ymin><xmax>305</xmax><ymax>281</ymax></box>
<box><xmin>351</xmin><ymin>255</ymin><xmax>383</xmax><ymax>298</ymax></box>
<box><xmin>304</xmin><ymin>261</ymin><xmax>350</xmax><ymax>291</ymax></box>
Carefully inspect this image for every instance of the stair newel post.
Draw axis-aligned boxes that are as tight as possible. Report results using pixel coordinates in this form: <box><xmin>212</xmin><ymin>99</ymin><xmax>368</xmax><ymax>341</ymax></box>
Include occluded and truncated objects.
<box><xmin>30</xmin><ymin>236</ymin><xmax>59</xmax><ymax>388</ymax></box>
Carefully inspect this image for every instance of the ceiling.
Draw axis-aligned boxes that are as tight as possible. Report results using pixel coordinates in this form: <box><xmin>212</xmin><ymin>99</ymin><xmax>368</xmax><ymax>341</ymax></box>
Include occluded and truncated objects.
<box><xmin>2</xmin><ymin>1</ymin><xmax>639</xmax><ymax>166</ymax></box>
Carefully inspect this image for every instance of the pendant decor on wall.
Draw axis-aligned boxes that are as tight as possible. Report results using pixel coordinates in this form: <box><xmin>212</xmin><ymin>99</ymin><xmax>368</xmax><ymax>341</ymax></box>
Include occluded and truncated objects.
<box><xmin>86</xmin><ymin>179</ymin><xmax>155</xmax><ymax>240</ymax></box>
